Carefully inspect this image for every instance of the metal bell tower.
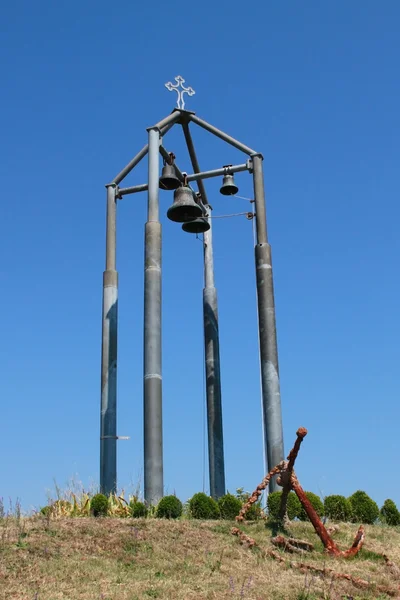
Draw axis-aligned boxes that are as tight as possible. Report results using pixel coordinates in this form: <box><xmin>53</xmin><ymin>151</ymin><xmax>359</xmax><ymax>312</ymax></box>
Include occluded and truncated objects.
<box><xmin>100</xmin><ymin>77</ymin><xmax>284</xmax><ymax>504</ymax></box>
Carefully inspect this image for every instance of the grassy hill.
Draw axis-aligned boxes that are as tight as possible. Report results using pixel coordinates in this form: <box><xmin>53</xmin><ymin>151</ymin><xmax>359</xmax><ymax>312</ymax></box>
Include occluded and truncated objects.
<box><xmin>1</xmin><ymin>514</ymin><xmax>400</xmax><ymax>600</ymax></box>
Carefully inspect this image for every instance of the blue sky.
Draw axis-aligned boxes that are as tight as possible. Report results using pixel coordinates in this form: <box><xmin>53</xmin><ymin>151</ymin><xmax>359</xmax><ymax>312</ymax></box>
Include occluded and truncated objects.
<box><xmin>1</xmin><ymin>1</ymin><xmax>399</xmax><ymax>512</ymax></box>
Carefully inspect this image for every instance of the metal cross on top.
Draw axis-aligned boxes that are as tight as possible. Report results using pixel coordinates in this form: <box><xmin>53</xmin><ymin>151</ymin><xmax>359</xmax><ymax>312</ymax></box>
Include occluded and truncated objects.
<box><xmin>165</xmin><ymin>75</ymin><xmax>195</xmax><ymax>110</ymax></box>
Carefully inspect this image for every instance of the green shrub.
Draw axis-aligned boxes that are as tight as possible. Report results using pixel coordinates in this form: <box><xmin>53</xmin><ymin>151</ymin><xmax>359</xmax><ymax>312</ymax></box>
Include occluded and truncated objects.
<box><xmin>130</xmin><ymin>501</ymin><xmax>148</xmax><ymax>518</ymax></box>
<box><xmin>267</xmin><ymin>491</ymin><xmax>301</xmax><ymax>520</ymax></box>
<box><xmin>287</xmin><ymin>493</ymin><xmax>302</xmax><ymax>520</ymax></box>
<box><xmin>90</xmin><ymin>494</ymin><xmax>109</xmax><ymax>517</ymax></box>
<box><xmin>246</xmin><ymin>502</ymin><xmax>263</xmax><ymax>520</ymax></box>
<box><xmin>189</xmin><ymin>493</ymin><xmax>220</xmax><ymax>519</ymax></box>
<box><xmin>348</xmin><ymin>491</ymin><xmax>379</xmax><ymax>524</ymax></box>
<box><xmin>218</xmin><ymin>493</ymin><xmax>242</xmax><ymax>520</ymax></box>
<box><xmin>40</xmin><ymin>505</ymin><xmax>52</xmax><ymax>516</ymax></box>
<box><xmin>298</xmin><ymin>492</ymin><xmax>324</xmax><ymax>521</ymax></box>
<box><xmin>380</xmin><ymin>499</ymin><xmax>400</xmax><ymax>526</ymax></box>
<box><xmin>324</xmin><ymin>495</ymin><xmax>352</xmax><ymax>522</ymax></box>
<box><xmin>234</xmin><ymin>487</ymin><xmax>263</xmax><ymax>521</ymax></box>
<box><xmin>156</xmin><ymin>495</ymin><xmax>182</xmax><ymax>519</ymax></box>
<box><xmin>266</xmin><ymin>491</ymin><xmax>281</xmax><ymax>519</ymax></box>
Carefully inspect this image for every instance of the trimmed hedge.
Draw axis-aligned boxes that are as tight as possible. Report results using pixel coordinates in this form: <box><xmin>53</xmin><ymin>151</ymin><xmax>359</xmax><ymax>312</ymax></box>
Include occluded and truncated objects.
<box><xmin>324</xmin><ymin>495</ymin><xmax>352</xmax><ymax>522</ymax></box>
<box><xmin>380</xmin><ymin>499</ymin><xmax>400</xmax><ymax>526</ymax></box>
<box><xmin>91</xmin><ymin>494</ymin><xmax>108</xmax><ymax>517</ymax></box>
<box><xmin>130</xmin><ymin>501</ymin><xmax>148</xmax><ymax>518</ymax></box>
<box><xmin>218</xmin><ymin>493</ymin><xmax>242</xmax><ymax>520</ymax></box>
<box><xmin>267</xmin><ymin>491</ymin><xmax>301</xmax><ymax>520</ymax></box>
<box><xmin>297</xmin><ymin>492</ymin><xmax>324</xmax><ymax>522</ymax></box>
<box><xmin>245</xmin><ymin>501</ymin><xmax>263</xmax><ymax>520</ymax></box>
<box><xmin>189</xmin><ymin>493</ymin><xmax>220</xmax><ymax>519</ymax></box>
<box><xmin>348</xmin><ymin>491</ymin><xmax>379</xmax><ymax>524</ymax></box>
<box><xmin>156</xmin><ymin>495</ymin><xmax>182</xmax><ymax>519</ymax></box>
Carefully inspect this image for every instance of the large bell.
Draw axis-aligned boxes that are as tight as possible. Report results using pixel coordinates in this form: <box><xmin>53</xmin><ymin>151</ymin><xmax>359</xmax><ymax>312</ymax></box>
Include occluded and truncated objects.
<box><xmin>220</xmin><ymin>173</ymin><xmax>239</xmax><ymax>196</ymax></box>
<box><xmin>159</xmin><ymin>163</ymin><xmax>180</xmax><ymax>190</ymax></box>
<box><xmin>167</xmin><ymin>186</ymin><xmax>203</xmax><ymax>223</ymax></box>
<box><xmin>182</xmin><ymin>217</ymin><xmax>210</xmax><ymax>234</ymax></box>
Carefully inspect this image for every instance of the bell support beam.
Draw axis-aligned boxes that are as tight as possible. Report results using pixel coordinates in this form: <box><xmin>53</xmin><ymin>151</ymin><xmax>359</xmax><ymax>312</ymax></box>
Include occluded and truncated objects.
<box><xmin>181</xmin><ymin>122</ymin><xmax>226</xmax><ymax>499</ymax></box>
<box><xmin>202</xmin><ymin>206</ymin><xmax>226</xmax><ymax>499</ymax></box>
<box><xmin>117</xmin><ymin>163</ymin><xmax>250</xmax><ymax>197</ymax></box>
<box><xmin>143</xmin><ymin>127</ymin><xmax>164</xmax><ymax>505</ymax></box>
<box><xmin>100</xmin><ymin>183</ymin><xmax>118</xmax><ymax>495</ymax></box>
<box><xmin>111</xmin><ymin>112</ymin><xmax>181</xmax><ymax>186</ymax></box>
<box><xmin>252</xmin><ymin>153</ymin><xmax>284</xmax><ymax>492</ymax></box>
<box><xmin>189</xmin><ymin>114</ymin><xmax>257</xmax><ymax>156</ymax></box>
<box><xmin>189</xmin><ymin>163</ymin><xmax>249</xmax><ymax>182</ymax></box>
<box><xmin>153</xmin><ymin>110</ymin><xmax>182</xmax><ymax>131</ymax></box>
<box><xmin>182</xmin><ymin>122</ymin><xmax>209</xmax><ymax>204</ymax></box>
<box><xmin>112</xmin><ymin>145</ymin><xmax>149</xmax><ymax>186</ymax></box>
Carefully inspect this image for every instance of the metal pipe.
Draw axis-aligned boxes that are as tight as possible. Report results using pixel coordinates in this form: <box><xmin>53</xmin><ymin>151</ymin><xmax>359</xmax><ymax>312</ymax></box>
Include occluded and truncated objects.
<box><xmin>118</xmin><ymin>163</ymin><xmax>250</xmax><ymax>197</ymax></box>
<box><xmin>143</xmin><ymin>127</ymin><xmax>163</xmax><ymax>505</ymax></box>
<box><xmin>100</xmin><ymin>183</ymin><xmax>118</xmax><ymax>495</ymax></box>
<box><xmin>187</xmin><ymin>163</ymin><xmax>249</xmax><ymax>183</ymax></box>
<box><xmin>154</xmin><ymin>110</ymin><xmax>182</xmax><ymax>131</ymax></box>
<box><xmin>203</xmin><ymin>208</ymin><xmax>226</xmax><ymax>499</ymax></box>
<box><xmin>118</xmin><ymin>183</ymin><xmax>148</xmax><ymax>196</ymax></box>
<box><xmin>180</xmin><ymin>123</ymin><xmax>225</xmax><ymax>497</ymax></box>
<box><xmin>253</xmin><ymin>157</ymin><xmax>284</xmax><ymax>492</ymax></box>
<box><xmin>182</xmin><ymin>123</ymin><xmax>209</xmax><ymax>204</ymax></box>
<box><xmin>147</xmin><ymin>129</ymin><xmax>160</xmax><ymax>222</ymax></box>
<box><xmin>252</xmin><ymin>155</ymin><xmax>268</xmax><ymax>244</ymax></box>
<box><xmin>190</xmin><ymin>114</ymin><xmax>257</xmax><ymax>156</ymax></box>
<box><xmin>112</xmin><ymin>145</ymin><xmax>149</xmax><ymax>186</ymax></box>
<box><xmin>111</xmin><ymin>119</ymin><xmax>177</xmax><ymax>185</ymax></box>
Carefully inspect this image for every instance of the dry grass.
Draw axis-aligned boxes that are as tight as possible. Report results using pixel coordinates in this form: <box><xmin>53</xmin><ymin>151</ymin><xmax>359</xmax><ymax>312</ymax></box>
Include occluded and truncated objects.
<box><xmin>1</xmin><ymin>514</ymin><xmax>400</xmax><ymax>600</ymax></box>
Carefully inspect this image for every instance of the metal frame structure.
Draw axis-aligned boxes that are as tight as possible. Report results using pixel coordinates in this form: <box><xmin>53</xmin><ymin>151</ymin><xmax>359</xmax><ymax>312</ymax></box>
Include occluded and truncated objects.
<box><xmin>101</xmin><ymin>108</ymin><xmax>284</xmax><ymax>503</ymax></box>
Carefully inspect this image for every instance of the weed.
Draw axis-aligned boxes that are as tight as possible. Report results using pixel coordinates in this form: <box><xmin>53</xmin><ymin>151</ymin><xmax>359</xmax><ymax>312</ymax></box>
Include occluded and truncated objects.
<box><xmin>154</xmin><ymin>571</ymin><xmax>165</xmax><ymax>578</ymax></box>
<box><xmin>205</xmin><ymin>548</ymin><xmax>224</xmax><ymax>573</ymax></box>
<box><xmin>145</xmin><ymin>589</ymin><xmax>160</xmax><ymax>597</ymax></box>
<box><xmin>353</xmin><ymin>549</ymin><xmax>386</xmax><ymax>562</ymax></box>
<box><xmin>15</xmin><ymin>537</ymin><xmax>28</xmax><ymax>549</ymax></box>
<box><xmin>211</xmin><ymin>523</ymin><xmax>232</xmax><ymax>535</ymax></box>
<box><xmin>229</xmin><ymin>575</ymin><xmax>254</xmax><ymax>597</ymax></box>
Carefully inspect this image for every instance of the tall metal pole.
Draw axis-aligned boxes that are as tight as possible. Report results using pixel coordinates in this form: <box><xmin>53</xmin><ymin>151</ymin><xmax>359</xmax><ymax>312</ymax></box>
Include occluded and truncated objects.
<box><xmin>100</xmin><ymin>183</ymin><xmax>118</xmax><ymax>495</ymax></box>
<box><xmin>181</xmin><ymin>122</ymin><xmax>226</xmax><ymax>499</ymax></box>
<box><xmin>252</xmin><ymin>154</ymin><xmax>284</xmax><ymax>492</ymax></box>
<box><xmin>143</xmin><ymin>127</ymin><xmax>163</xmax><ymax>505</ymax></box>
<box><xmin>203</xmin><ymin>207</ymin><xmax>226</xmax><ymax>499</ymax></box>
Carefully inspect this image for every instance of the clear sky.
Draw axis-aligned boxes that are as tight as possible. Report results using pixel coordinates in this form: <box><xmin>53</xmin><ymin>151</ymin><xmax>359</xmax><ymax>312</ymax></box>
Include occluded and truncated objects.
<box><xmin>1</xmin><ymin>1</ymin><xmax>399</xmax><ymax>512</ymax></box>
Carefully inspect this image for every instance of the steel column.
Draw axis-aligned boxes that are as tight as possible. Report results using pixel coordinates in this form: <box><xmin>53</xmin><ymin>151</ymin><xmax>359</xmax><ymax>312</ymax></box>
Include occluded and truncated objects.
<box><xmin>203</xmin><ymin>209</ymin><xmax>226</xmax><ymax>499</ymax></box>
<box><xmin>100</xmin><ymin>183</ymin><xmax>118</xmax><ymax>495</ymax></box>
<box><xmin>252</xmin><ymin>155</ymin><xmax>284</xmax><ymax>491</ymax></box>
<box><xmin>143</xmin><ymin>127</ymin><xmax>163</xmax><ymax>505</ymax></box>
<box><xmin>181</xmin><ymin>123</ymin><xmax>226</xmax><ymax>498</ymax></box>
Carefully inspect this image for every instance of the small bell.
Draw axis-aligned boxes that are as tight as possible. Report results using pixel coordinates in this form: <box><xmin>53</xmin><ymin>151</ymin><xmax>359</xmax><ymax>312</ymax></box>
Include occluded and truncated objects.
<box><xmin>220</xmin><ymin>170</ymin><xmax>239</xmax><ymax>196</ymax></box>
<box><xmin>182</xmin><ymin>217</ymin><xmax>210</xmax><ymax>234</ymax></box>
<box><xmin>159</xmin><ymin>154</ymin><xmax>180</xmax><ymax>190</ymax></box>
<box><xmin>167</xmin><ymin>185</ymin><xmax>203</xmax><ymax>223</ymax></box>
